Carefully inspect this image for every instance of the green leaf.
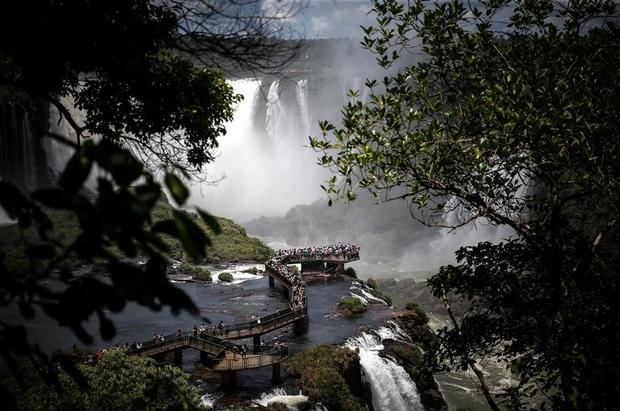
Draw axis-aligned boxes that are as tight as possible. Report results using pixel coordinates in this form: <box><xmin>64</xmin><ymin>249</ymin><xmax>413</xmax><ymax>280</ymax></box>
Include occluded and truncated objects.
<box><xmin>164</xmin><ymin>173</ymin><xmax>189</xmax><ymax>206</ymax></box>
<box><xmin>59</xmin><ymin>150</ymin><xmax>93</xmax><ymax>193</ymax></box>
<box><xmin>95</xmin><ymin>143</ymin><xmax>143</xmax><ymax>187</ymax></box>
<box><xmin>197</xmin><ymin>208</ymin><xmax>221</xmax><ymax>234</ymax></box>
<box><xmin>99</xmin><ymin>314</ymin><xmax>116</xmax><ymax>340</ymax></box>
<box><xmin>172</xmin><ymin>210</ymin><xmax>210</xmax><ymax>259</ymax></box>
<box><xmin>25</xmin><ymin>245</ymin><xmax>56</xmax><ymax>260</ymax></box>
<box><xmin>31</xmin><ymin>188</ymin><xmax>72</xmax><ymax>209</ymax></box>
<box><xmin>153</xmin><ymin>212</ymin><xmax>211</xmax><ymax>259</ymax></box>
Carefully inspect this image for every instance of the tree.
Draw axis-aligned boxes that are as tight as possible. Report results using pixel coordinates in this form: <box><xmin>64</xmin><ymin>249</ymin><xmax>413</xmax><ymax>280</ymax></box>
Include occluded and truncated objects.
<box><xmin>310</xmin><ymin>0</ymin><xmax>620</xmax><ymax>409</ymax></box>
<box><xmin>0</xmin><ymin>0</ymin><xmax>301</xmax><ymax>403</ymax></box>
<box><xmin>0</xmin><ymin>349</ymin><xmax>206</xmax><ymax>410</ymax></box>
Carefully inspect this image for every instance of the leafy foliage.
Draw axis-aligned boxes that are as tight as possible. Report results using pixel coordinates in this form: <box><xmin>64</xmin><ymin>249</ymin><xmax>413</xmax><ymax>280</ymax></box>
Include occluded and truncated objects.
<box><xmin>0</xmin><ymin>349</ymin><xmax>206</xmax><ymax>410</ymax></box>
<box><xmin>311</xmin><ymin>0</ymin><xmax>620</xmax><ymax>409</ymax></box>
<box><xmin>337</xmin><ymin>297</ymin><xmax>368</xmax><ymax>317</ymax></box>
<box><xmin>177</xmin><ymin>263</ymin><xmax>212</xmax><ymax>282</ymax></box>
<box><xmin>365</xmin><ymin>278</ymin><xmax>378</xmax><ymax>290</ymax></box>
<box><xmin>286</xmin><ymin>345</ymin><xmax>366</xmax><ymax>411</ymax></box>
<box><xmin>365</xmin><ymin>279</ymin><xmax>392</xmax><ymax>305</ymax></box>
<box><xmin>0</xmin><ymin>0</ymin><xmax>295</xmax><ymax>406</ymax></box>
<box><xmin>217</xmin><ymin>272</ymin><xmax>233</xmax><ymax>283</ymax></box>
<box><xmin>404</xmin><ymin>302</ymin><xmax>429</xmax><ymax>325</ymax></box>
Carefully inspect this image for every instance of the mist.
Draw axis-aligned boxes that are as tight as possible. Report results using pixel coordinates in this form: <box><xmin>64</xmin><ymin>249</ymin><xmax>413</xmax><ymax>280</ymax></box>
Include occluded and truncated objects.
<box><xmin>187</xmin><ymin>39</ymin><xmax>377</xmax><ymax>222</ymax></box>
<box><xmin>185</xmin><ymin>39</ymin><xmax>513</xmax><ymax>276</ymax></box>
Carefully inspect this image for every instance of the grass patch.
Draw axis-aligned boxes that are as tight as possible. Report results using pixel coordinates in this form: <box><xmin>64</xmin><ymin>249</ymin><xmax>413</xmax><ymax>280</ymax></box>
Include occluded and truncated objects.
<box><xmin>338</xmin><ymin>296</ymin><xmax>367</xmax><ymax>317</ymax></box>
<box><xmin>0</xmin><ymin>197</ymin><xmax>274</xmax><ymax>273</ymax></box>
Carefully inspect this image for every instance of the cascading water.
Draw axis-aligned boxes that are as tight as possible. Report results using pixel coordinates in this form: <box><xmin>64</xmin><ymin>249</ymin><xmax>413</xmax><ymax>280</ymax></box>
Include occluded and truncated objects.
<box><xmin>266</xmin><ymin>79</ymin><xmax>285</xmax><ymax>141</ymax></box>
<box><xmin>344</xmin><ymin>322</ymin><xmax>424</xmax><ymax>411</ymax></box>
<box><xmin>256</xmin><ymin>387</ymin><xmax>310</xmax><ymax>409</ymax></box>
<box><xmin>296</xmin><ymin>79</ymin><xmax>311</xmax><ymax>136</ymax></box>
<box><xmin>187</xmin><ymin>77</ymin><xmax>329</xmax><ymax>221</ymax></box>
<box><xmin>44</xmin><ymin>105</ymin><xmax>76</xmax><ymax>176</ymax></box>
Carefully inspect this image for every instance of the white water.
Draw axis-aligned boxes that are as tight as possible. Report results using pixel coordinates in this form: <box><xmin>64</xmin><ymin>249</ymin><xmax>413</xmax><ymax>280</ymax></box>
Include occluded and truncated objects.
<box><xmin>296</xmin><ymin>79</ymin><xmax>311</xmax><ymax>136</ymax></box>
<box><xmin>266</xmin><ymin>80</ymin><xmax>284</xmax><ymax>141</ymax></box>
<box><xmin>344</xmin><ymin>322</ymin><xmax>424</xmax><ymax>411</ymax></box>
<box><xmin>187</xmin><ymin>78</ymin><xmax>328</xmax><ymax>221</ymax></box>
<box><xmin>349</xmin><ymin>280</ymin><xmax>388</xmax><ymax>305</ymax></box>
<box><xmin>200</xmin><ymin>393</ymin><xmax>217</xmax><ymax>409</ymax></box>
<box><xmin>256</xmin><ymin>387</ymin><xmax>309</xmax><ymax>409</ymax></box>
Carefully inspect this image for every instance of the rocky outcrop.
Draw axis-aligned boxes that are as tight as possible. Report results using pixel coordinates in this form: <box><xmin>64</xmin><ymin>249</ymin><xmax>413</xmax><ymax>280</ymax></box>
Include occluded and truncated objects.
<box><xmin>285</xmin><ymin>345</ymin><xmax>369</xmax><ymax>411</ymax></box>
<box><xmin>383</xmin><ymin>312</ymin><xmax>448</xmax><ymax>411</ymax></box>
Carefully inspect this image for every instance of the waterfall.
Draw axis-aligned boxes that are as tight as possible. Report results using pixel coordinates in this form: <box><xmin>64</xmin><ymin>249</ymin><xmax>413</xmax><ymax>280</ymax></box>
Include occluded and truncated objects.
<box><xmin>0</xmin><ymin>103</ymin><xmax>41</xmax><ymax>191</ymax></box>
<box><xmin>187</xmin><ymin>77</ymin><xmax>328</xmax><ymax>221</ymax></box>
<box><xmin>344</xmin><ymin>322</ymin><xmax>424</xmax><ymax>411</ymax></box>
<box><xmin>296</xmin><ymin>79</ymin><xmax>311</xmax><ymax>136</ymax></box>
<box><xmin>266</xmin><ymin>79</ymin><xmax>284</xmax><ymax>141</ymax></box>
<box><xmin>43</xmin><ymin>104</ymin><xmax>76</xmax><ymax>177</ymax></box>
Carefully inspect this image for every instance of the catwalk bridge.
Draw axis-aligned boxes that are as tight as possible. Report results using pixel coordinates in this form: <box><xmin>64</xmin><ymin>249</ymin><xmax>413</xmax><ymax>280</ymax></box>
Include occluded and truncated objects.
<box><xmin>128</xmin><ymin>244</ymin><xmax>360</xmax><ymax>387</ymax></box>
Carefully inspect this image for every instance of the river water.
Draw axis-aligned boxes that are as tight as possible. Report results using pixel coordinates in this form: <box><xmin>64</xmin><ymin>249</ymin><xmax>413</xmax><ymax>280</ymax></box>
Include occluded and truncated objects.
<box><xmin>2</xmin><ymin>263</ymin><xmax>406</xmax><ymax>408</ymax></box>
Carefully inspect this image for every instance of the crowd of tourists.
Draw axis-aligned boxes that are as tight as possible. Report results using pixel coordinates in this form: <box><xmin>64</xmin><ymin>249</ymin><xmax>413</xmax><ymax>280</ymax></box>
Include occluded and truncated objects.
<box><xmin>101</xmin><ymin>243</ymin><xmax>358</xmax><ymax>363</ymax></box>
<box><xmin>274</xmin><ymin>243</ymin><xmax>360</xmax><ymax>261</ymax></box>
<box><xmin>268</xmin><ymin>243</ymin><xmax>360</xmax><ymax>311</ymax></box>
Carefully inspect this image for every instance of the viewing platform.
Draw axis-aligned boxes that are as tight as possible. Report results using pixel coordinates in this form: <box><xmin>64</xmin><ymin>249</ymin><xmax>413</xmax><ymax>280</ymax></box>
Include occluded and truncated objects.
<box><xmin>127</xmin><ymin>243</ymin><xmax>359</xmax><ymax>388</ymax></box>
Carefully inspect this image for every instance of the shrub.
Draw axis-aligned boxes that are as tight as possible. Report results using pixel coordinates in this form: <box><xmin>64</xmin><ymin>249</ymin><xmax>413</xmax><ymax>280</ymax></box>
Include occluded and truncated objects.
<box><xmin>366</xmin><ymin>278</ymin><xmax>378</xmax><ymax>290</ymax></box>
<box><xmin>344</xmin><ymin>267</ymin><xmax>357</xmax><ymax>278</ymax></box>
<box><xmin>338</xmin><ymin>296</ymin><xmax>367</xmax><ymax>317</ymax></box>
<box><xmin>286</xmin><ymin>345</ymin><xmax>366</xmax><ymax>411</ymax></box>
<box><xmin>405</xmin><ymin>302</ymin><xmax>429</xmax><ymax>324</ymax></box>
<box><xmin>242</xmin><ymin>267</ymin><xmax>259</xmax><ymax>274</ymax></box>
<box><xmin>192</xmin><ymin>269</ymin><xmax>212</xmax><ymax>282</ymax></box>
<box><xmin>178</xmin><ymin>262</ymin><xmax>212</xmax><ymax>282</ymax></box>
<box><xmin>218</xmin><ymin>272</ymin><xmax>233</xmax><ymax>282</ymax></box>
<box><xmin>369</xmin><ymin>289</ymin><xmax>392</xmax><ymax>306</ymax></box>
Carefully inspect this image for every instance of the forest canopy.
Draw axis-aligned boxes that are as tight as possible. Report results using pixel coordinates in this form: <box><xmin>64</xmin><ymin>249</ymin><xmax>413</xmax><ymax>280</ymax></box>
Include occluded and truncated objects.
<box><xmin>0</xmin><ymin>0</ymin><xmax>299</xmax><ymax>402</ymax></box>
<box><xmin>311</xmin><ymin>0</ymin><xmax>620</xmax><ymax>409</ymax></box>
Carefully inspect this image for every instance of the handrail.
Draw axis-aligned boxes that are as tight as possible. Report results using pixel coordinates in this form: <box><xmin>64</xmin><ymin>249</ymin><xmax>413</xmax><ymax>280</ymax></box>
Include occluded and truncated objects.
<box><xmin>213</xmin><ymin>350</ymin><xmax>288</xmax><ymax>371</ymax></box>
<box><xmin>126</xmin><ymin>244</ymin><xmax>359</xmax><ymax>373</ymax></box>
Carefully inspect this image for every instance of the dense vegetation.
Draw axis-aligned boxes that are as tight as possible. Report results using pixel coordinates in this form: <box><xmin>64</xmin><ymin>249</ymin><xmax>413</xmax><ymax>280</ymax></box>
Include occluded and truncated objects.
<box><xmin>311</xmin><ymin>0</ymin><xmax>620</xmax><ymax>409</ymax></box>
<box><xmin>0</xmin><ymin>349</ymin><xmax>206</xmax><ymax>410</ymax></box>
<box><xmin>365</xmin><ymin>278</ymin><xmax>392</xmax><ymax>306</ymax></box>
<box><xmin>0</xmin><ymin>196</ymin><xmax>272</xmax><ymax>274</ymax></box>
<box><xmin>285</xmin><ymin>345</ymin><xmax>367</xmax><ymax>411</ymax></box>
<box><xmin>178</xmin><ymin>262</ymin><xmax>212</xmax><ymax>282</ymax></box>
<box><xmin>217</xmin><ymin>272</ymin><xmax>234</xmax><ymax>283</ymax></box>
<box><xmin>0</xmin><ymin>1</ymin><xmax>295</xmax><ymax>403</ymax></box>
<box><xmin>337</xmin><ymin>296</ymin><xmax>368</xmax><ymax>317</ymax></box>
<box><xmin>151</xmin><ymin>198</ymin><xmax>273</xmax><ymax>264</ymax></box>
<box><xmin>390</xmin><ymin>311</ymin><xmax>445</xmax><ymax>411</ymax></box>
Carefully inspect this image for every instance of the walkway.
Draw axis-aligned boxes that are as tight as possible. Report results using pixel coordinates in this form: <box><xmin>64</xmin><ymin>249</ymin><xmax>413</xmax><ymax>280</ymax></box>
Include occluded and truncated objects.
<box><xmin>128</xmin><ymin>243</ymin><xmax>360</xmax><ymax>379</ymax></box>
